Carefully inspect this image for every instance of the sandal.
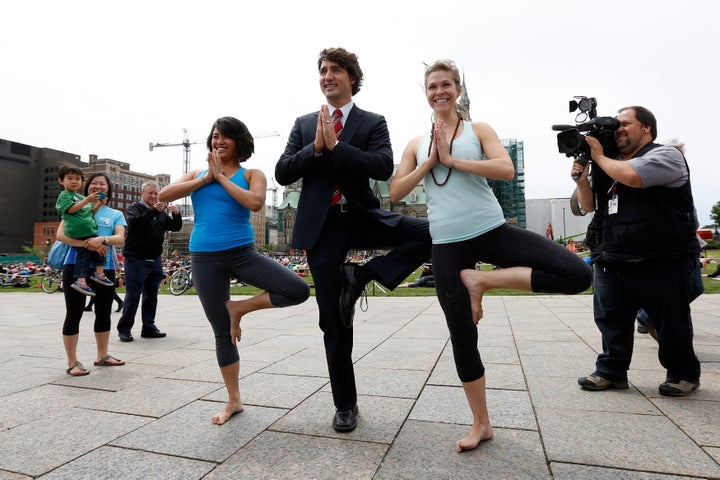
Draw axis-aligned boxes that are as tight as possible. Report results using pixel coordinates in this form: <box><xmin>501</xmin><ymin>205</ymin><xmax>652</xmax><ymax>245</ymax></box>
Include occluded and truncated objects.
<box><xmin>94</xmin><ymin>354</ymin><xmax>126</xmax><ymax>366</ymax></box>
<box><xmin>66</xmin><ymin>360</ymin><xmax>89</xmax><ymax>376</ymax></box>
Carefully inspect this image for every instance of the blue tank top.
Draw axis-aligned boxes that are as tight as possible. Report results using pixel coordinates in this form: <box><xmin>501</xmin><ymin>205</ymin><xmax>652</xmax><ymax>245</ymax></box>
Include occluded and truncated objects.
<box><xmin>189</xmin><ymin>168</ymin><xmax>254</xmax><ymax>252</ymax></box>
<box><xmin>418</xmin><ymin>121</ymin><xmax>505</xmax><ymax>244</ymax></box>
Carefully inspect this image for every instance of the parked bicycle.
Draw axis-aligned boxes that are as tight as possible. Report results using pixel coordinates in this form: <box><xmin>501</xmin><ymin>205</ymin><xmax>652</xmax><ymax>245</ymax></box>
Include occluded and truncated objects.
<box><xmin>167</xmin><ymin>266</ymin><xmax>245</xmax><ymax>295</ymax></box>
<box><xmin>169</xmin><ymin>266</ymin><xmax>193</xmax><ymax>296</ymax></box>
<box><xmin>41</xmin><ymin>269</ymin><xmax>63</xmax><ymax>294</ymax></box>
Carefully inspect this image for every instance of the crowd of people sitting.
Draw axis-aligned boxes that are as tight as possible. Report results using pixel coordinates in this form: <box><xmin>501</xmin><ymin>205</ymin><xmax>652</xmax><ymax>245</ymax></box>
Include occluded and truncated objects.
<box><xmin>5</xmin><ymin>248</ymin><xmax>719</xmax><ymax>292</ymax></box>
<box><xmin>2</xmin><ymin>253</ymin><xmax>319</xmax><ymax>291</ymax></box>
<box><xmin>1</xmin><ymin>261</ymin><xmax>51</xmax><ymax>276</ymax></box>
<box><xmin>161</xmin><ymin>253</ymin><xmax>312</xmax><ymax>282</ymax></box>
<box><xmin>0</xmin><ymin>261</ymin><xmax>51</xmax><ymax>287</ymax></box>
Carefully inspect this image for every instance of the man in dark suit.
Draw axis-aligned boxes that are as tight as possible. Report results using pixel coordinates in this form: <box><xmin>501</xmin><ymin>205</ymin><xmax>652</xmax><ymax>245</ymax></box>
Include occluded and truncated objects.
<box><xmin>116</xmin><ymin>181</ymin><xmax>182</xmax><ymax>342</ymax></box>
<box><xmin>276</xmin><ymin>47</ymin><xmax>431</xmax><ymax>433</ymax></box>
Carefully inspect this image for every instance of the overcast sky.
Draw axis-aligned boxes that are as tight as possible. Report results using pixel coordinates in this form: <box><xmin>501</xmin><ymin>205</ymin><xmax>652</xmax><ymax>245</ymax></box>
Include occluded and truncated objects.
<box><xmin>3</xmin><ymin>0</ymin><xmax>718</xmax><ymax>225</ymax></box>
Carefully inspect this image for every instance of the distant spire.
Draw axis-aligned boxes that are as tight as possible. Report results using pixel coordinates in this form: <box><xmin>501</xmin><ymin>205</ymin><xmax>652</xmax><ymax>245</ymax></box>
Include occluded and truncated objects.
<box><xmin>459</xmin><ymin>71</ymin><xmax>471</xmax><ymax>121</ymax></box>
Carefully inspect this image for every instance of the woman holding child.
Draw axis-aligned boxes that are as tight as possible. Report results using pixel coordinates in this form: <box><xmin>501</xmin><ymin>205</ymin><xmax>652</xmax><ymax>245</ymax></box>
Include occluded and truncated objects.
<box><xmin>57</xmin><ymin>172</ymin><xmax>127</xmax><ymax>376</ymax></box>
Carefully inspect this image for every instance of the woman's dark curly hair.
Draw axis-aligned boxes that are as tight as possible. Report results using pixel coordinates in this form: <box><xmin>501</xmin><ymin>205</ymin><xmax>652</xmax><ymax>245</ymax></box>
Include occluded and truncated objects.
<box><xmin>206</xmin><ymin>117</ymin><xmax>254</xmax><ymax>163</ymax></box>
<box><xmin>318</xmin><ymin>47</ymin><xmax>364</xmax><ymax>96</ymax></box>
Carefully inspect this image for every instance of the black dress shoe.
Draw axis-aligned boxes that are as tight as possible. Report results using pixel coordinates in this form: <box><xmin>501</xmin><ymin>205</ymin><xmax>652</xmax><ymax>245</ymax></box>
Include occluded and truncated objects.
<box><xmin>339</xmin><ymin>263</ymin><xmax>367</xmax><ymax>328</ymax></box>
<box><xmin>118</xmin><ymin>332</ymin><xmax>134</xmax><ymax>342</ymax></box>
<box><xmin>332</xmin><ymin>405</ymin><xmax>359</xmax><ymax>432</ymax></box>
<box><xmin>141</xmin><ymin>330</ymin><xmax>167</xmax><ymax>339</ymax></box>
<box><xmin>115</xmin><ymin>301</ymin><xmax>124</xmax><ymax>313</ymax></box>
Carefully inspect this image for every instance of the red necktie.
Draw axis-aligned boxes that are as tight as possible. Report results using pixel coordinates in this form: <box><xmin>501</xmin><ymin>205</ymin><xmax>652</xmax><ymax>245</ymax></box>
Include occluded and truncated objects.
<box><xmin>332</xmin><ymin>108</ymin><xmax>343</xmax><ymax>139</ymax></box>
<box><xmin>330</xmin><ymin>109</ymin><xmax>343</xmax><ymax>207</ymax></box>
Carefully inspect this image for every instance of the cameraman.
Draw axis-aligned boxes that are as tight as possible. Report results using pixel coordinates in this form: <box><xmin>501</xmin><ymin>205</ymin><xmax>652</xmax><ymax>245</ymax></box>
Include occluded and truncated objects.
<box><xmin>571</xmin><ymin>106</ymin><xmax>701</xmax><ymax>397</ymax></box>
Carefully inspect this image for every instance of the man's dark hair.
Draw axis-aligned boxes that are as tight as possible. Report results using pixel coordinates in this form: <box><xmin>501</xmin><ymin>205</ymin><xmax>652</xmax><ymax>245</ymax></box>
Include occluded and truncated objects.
<box><xmin>57</xmin><ymin>164</ymin><xmax>84</xmax><ymax>180</ymax></box>
<box><xmin>206</xmin><ymin>117</ymin><xmax>254</xmax><ymax>163</ymax></box>
<box><xmin>83</xmin><ymin>172</ymin><xmax>113</xmax><ymax>200</ymax></box>
<box><xmin>318</xmin><ymin>47</ymin><xmax>364</xmax><ymax>96</ymax></box>
<box><xmin>619</xmin><ymin>105</ymin><xmax>657</xmax><ymax>141</ymax></box>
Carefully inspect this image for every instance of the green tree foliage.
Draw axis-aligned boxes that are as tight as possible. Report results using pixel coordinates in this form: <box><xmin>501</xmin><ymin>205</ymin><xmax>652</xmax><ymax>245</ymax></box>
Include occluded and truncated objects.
<box><xmin>21</xmin><ymin>245</ymin><xmax>46</xmax><ymax>261</ymax></box>
<box><xmin>711</xmin><ymin>201</ymin><xmax>720</xmax><ymax>226</ymax></box>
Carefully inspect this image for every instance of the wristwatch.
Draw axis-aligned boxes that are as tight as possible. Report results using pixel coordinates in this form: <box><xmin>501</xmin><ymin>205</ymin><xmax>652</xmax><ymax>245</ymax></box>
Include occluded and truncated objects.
<box><xmin>103</xmin><ymin>236</ymin><xmax>109</xmax><ymax>245</ymax></box>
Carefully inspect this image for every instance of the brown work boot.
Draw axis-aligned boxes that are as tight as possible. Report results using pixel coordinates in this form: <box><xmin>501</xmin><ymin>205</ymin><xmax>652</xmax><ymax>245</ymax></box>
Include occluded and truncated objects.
<box><xmin>578</xmin><ymin>372</ymin><xmax>629</xmax><ymax>391</ymax></box>
<box><xmin>659</xmin><ymin>378</ymin><xmax>699</xmax><ymax>397</ymax></box>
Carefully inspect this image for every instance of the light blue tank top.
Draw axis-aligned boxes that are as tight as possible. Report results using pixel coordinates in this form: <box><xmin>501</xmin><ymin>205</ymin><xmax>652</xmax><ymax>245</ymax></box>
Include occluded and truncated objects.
<box><xmin>418</xmin><ymin>121</ymin><xmax>505</xmax><ymax>244</ymax></box>
<box><xmin>189</xmin><ymin>168</ymin><xmax>254</xmax><ymax>252</ymax></box>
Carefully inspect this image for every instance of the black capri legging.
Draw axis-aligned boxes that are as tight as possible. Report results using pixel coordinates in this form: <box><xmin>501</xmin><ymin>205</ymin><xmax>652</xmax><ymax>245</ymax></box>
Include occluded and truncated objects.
<box><xmin>62</xmin><ymin>266</ymin><xmax>117</xmax><ymax>336</ymax></box>
<box><xmin>432</xmin><ymin>223</ymin><xmax>592</xmax><ymax>382</ymax></box>
<box><xmin>192</xmin><ymin>244</ymin><xmax>310</xmax><ymax>368</ymax></box>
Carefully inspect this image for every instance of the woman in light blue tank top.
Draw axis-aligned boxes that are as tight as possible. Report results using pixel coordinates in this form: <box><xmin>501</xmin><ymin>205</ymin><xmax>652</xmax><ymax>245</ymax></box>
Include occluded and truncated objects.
<box><xmin>159</xmin><ymin>117</ymin><xmax>309</xmax><ymax>426</ymax></box>
<box><xmin>391</xmin><ymin>60</ymin><xmax>592</xmax><ymax>452</ymax></box>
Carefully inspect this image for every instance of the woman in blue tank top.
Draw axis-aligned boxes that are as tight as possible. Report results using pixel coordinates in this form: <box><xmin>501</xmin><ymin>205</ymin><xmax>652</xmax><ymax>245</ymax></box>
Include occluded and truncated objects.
<box><xmin>390</xmin><ymin>60</ymin><xmax>592</xmax><ymax>452</ymax></box>
<box><xmin>159</xmin><ymin>117</ymin><xmax>309</xmax><ymax>425</ymax></box>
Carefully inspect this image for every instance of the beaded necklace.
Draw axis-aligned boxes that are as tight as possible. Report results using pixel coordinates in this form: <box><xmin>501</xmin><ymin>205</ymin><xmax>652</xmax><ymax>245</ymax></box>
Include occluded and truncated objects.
<box><xmin>428</xmin><ymin>113</ymin><xmax>462</xmax><ymax>186</ymax></box>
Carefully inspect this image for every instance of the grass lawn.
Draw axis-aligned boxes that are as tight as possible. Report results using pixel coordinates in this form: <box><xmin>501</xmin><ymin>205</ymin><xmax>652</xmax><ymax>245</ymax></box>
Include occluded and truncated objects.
<box><xmin>10</xmin><ymin>249</ymin><xmax>720</xmax><ymax>297</ymax></box>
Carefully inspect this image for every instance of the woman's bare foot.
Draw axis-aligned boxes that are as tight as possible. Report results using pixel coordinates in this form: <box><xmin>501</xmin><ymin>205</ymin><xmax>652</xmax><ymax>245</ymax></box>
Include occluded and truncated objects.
<box><xmin>460</xmin><ymin>269</ymin><xmax>488</xmax><ymax>324</ymax></box>
<box><xmin>211</xmin><ymin>400</ymin><xmax>245</xmax><ymax>425</ymax></box>
<box><xmin>455</xmin><ymin>424</ymin><xmax>494</xmax><ymax>452</ymax></box>
<box><xmin>226</xmin><ymin>300</ymin><xmax>247</xmax><ymax>344</ymax></box>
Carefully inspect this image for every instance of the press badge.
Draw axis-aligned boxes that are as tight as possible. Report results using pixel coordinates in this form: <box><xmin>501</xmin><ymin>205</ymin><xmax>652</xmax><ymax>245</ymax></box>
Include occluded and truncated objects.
<box><xmin>608</xmin><ymin>194</ymin><xmax>619</xmax><ymax>215</ymax></box>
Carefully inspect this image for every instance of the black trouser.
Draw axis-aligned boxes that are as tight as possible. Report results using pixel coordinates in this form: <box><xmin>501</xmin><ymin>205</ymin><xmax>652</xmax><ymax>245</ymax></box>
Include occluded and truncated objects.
<box><xmin>62</xmin><ymin>266</ymin><xmax>117</xmax><ymax>336</ymax></box>
<box><xmin>116</xmin><ymin>255</ymin><xmax>164</xmax><ymax>335</ymax></box>
<box><xmin>192</xmin><ymin>244</ymin><xmax>310</xmax><ymax>367</ymax></box>
<box><xmin>593</xmin><ymin>256</ymin><xmax>700</xmax><ymax>383</ymax></box>
<box><xmin>307</xmin><ymin>209</ymin><xmax>431</xmax><ymax>410</ymax></box>
<box><xmin>432</xmin><ymin>223</ymin><xmax>593</xmax><ymax>382</ymax></box>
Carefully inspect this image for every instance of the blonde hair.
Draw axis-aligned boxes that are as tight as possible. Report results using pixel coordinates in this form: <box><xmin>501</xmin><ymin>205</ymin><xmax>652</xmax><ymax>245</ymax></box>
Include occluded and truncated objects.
<box><xmin>424</xmin><ymin>59</ymin><xmax>469</xmax><ymax>121</ymax></box>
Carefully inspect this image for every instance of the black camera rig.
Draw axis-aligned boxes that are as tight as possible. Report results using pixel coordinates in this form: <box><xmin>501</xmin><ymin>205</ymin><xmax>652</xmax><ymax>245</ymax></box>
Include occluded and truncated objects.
<box><xmin>552</xmin><ymin>96</ymin><xmax>620</xmax><ymax>170</ymax></box>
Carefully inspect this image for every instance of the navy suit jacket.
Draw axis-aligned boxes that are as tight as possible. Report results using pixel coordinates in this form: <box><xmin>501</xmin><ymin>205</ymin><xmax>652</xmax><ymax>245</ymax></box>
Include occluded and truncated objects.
<box><xmin>276</xmin><ymin>105</ymin><xmax>401</xmax><ymax>251</ymax></box>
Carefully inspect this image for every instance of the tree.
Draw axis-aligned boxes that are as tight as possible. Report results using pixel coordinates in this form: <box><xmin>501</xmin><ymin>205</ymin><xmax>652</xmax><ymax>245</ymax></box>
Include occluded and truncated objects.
<box><xmin>21</xmin><ymin>245</ymin><xmax>47</xmax><ymax>261</ymax></box>
<box><xmin>711</xmin><ymin>201</ymin><xmax>720</xmax><ymax>226</ymax></box>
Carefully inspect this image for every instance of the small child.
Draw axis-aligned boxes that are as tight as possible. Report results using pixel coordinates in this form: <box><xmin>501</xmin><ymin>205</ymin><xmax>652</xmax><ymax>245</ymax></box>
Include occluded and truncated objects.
<box><xmin>55</xmin><ymin>164</ymin><xmax>113</xmax><ymax>296</ymax></box>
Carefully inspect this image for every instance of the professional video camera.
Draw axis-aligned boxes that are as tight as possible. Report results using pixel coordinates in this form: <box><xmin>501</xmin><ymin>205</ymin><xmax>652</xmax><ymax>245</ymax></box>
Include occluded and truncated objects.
<box><xmin>552</xmin><ymin>96</ymin><xmax>620</xmax><ymax>171</ymax></box>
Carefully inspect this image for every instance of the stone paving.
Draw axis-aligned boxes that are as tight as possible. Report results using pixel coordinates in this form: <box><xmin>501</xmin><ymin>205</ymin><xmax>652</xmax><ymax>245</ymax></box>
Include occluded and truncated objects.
<box><xmin>0</xmin><ymin>291</ymin><xmax>719</xmax><ymax>479</ymax></box>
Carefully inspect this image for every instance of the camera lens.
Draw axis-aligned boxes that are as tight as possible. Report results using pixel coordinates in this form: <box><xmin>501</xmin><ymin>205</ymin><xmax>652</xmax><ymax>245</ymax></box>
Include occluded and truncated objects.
<box><xmin>557</xmin><ymin>129</ymin><xmax>585</xmax><ymax>155</ymax></box>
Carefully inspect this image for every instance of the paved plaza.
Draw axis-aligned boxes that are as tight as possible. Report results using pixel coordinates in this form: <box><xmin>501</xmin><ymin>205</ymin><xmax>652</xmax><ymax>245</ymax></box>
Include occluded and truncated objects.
<box><xmin>1</xmin><ymin>291</ymin><xmax>719</xmax><ymax>479</ymax></box>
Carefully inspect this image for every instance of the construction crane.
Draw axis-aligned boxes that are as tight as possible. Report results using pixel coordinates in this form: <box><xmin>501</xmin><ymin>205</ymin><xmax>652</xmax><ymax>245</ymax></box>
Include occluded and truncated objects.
<box><xmin>149</xmin><ymin>129</ymin><xmax>199</xmax><ymax>216</ymax></box>
<box><xmin>267</xmin><ymin>177</ymin><xmax>279</xmax><ymax>221</ymax></box>
<box><xmin>149</xmin><ymin>129</ymin><xmax>281</xmax><ymax>216</ymax></box>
